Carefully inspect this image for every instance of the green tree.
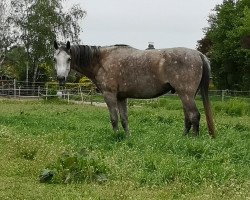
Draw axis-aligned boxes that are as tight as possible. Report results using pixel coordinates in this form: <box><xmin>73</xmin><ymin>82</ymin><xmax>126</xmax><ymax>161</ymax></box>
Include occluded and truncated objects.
<box><xmin>0</xmin><ymin>0</ymin><xmax>17</xmax><ymax>67</ymax></box>
<box><xmin>0</xmin><ymin>46</ymin><xmax>27</xmax><ymax>79</ymax></box>
<box><xmin>9</xmin><ymin>0</ymin><xmax>86</xmax><ymax>83</ymax></box>
<box><xmin>196</xmin><ymin>36</ymin><xmax>212</xmax><ymax>55</ymax></box>
<box><xmin>198</xmin><ymin>0</ymin><xmax>250</xmax><ymax>90</ymax></box>
<box><xmin>0</xmin><ymin>0</ymin><xmax>8</xmax><ymax>66</ymax></box>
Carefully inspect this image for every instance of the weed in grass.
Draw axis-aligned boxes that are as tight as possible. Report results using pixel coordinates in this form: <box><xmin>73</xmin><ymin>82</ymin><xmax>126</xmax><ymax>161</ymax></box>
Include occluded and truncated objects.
<box><xmin>186</xmin><ymin>146</ymin><xmax>203</xmax><ymax>159</ymax></box>
<box><xmin>233</xmin><ymin>123</ymin><xmax>249</xmax><ymax>132</ymax></box>
<box><xmin>156</xmin><ymin>115</ymin><xmax>174</xmax><ymax>125</ymax></box>
<box><xmin>137</xmin><ymin>155</ymin><xmax>181</xmax><ymax>186</ymax></box>
<box><xmin>14</xmin><ymin>137</ymin><xmax>40</xmax><ymax>160</ymax></box>
<box><xmin>214</xmin><ymin>99</ymin><xmax>250</xmax><ymax>116</ymax></box>
<box><xmin>39</xmin><ymin>169</ymin><xmax>54</xmax><ymax>183</ymax></box>
<box><xmin>112</xmin><ymin>131</ymin><xmax>127</xmax><ymax>142</ymax></box>
<box><xmin>47</xmin><ymin>148</ymin><xmax>108</xmax><ymax>184</ymax></box>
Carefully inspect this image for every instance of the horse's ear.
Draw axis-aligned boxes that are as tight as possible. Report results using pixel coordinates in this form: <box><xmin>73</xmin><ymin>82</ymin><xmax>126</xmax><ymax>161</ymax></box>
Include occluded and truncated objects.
<box><xmin>54</xmin><ymin>41</ymin><xmax>58</xmax><ymax>50</ymax></box>
<box><xmin>66</xmin><ymin>41</ymin><xmax>70</xmax><ymax>50</ymax></box>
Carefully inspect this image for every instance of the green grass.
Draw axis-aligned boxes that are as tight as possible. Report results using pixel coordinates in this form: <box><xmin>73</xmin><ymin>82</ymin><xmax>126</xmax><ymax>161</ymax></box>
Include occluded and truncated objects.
<box><xmin>0</xmin><ymin>97</ymin><xmax>249</xmax><ymax>199</ymax></box>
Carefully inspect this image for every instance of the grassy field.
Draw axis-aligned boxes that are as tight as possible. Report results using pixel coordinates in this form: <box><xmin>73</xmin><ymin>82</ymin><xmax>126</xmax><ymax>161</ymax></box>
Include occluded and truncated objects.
<box><xmin>0</xmin><ymin>97</ymin><xmax>249</xmax><ymax>199</ymax></box>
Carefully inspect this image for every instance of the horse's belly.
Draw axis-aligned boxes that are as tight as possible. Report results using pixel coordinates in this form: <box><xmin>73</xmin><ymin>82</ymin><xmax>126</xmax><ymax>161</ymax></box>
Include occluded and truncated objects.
<box><xmin>117</xmin><ymin>80</ymin><xmax>172</xmax><ymax>99</ymax></box>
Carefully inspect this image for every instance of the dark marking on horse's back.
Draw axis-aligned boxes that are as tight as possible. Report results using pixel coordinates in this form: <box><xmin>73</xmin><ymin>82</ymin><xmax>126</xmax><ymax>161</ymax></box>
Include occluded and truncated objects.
<box><xmin>114</xmin><ymin>44</ymin><xmax>130</xmax><ymax>47</ymax></box>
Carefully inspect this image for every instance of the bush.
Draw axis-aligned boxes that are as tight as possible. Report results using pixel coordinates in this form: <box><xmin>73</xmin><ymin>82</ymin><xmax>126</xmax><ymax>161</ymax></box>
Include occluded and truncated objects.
<box><xmin>46</xmin><ymin>77</ymin><xmax>95</xmax><ymax>91</ymax></box>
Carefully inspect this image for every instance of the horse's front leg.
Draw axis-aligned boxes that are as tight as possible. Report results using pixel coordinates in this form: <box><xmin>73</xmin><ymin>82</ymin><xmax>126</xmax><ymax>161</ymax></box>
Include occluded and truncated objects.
<box><xmin>117</xmin><ymin>98</ymin><xmax>130</xmax><ymax>137</ymax></box>
<box><xmin>103</xmin><ymin>91</ymin><xmax>119</xmax><ymax>133</ymax></box>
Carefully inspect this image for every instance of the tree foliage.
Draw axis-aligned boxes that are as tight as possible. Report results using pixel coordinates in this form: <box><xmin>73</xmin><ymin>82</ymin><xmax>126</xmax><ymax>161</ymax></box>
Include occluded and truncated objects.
<box><xmin>0</xmin><ymin>46</ymin><xmax>27</xmax><ymax>79</ymax></box>
<box><xmin>198</xmin><ymin>0</ymin><xmax>250</xmax><ymax>90</ymax></box>
<box><xmin>0</xmin><ymin>0</ymin><xmax>7</xmax><ymax>66</ymax></box>
<box><xmin>0</xmin><ymin>0</ymin><xmax>17</xmax><ymax>67</ymax></box>
<box><xmin>1</xmin><ymin>0</ymin><xmax>86</xmax><ymax>82</ymax></box>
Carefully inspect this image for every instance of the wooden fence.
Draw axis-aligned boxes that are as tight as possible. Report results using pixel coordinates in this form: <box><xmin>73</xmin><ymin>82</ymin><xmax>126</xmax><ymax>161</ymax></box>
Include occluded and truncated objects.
<box><xmin>0</xmin><ymin>80</ymin><xmax>249</xmax><ymax>103</ymax></box>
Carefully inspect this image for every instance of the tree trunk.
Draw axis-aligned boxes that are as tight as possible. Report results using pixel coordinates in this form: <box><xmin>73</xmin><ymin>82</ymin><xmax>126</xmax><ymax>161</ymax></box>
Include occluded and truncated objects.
<box><xmin>32</xmin><ymin>62</ymin><xmax>39</xmax><ymax>95</ymax></box>
<box><xmin>0</xmin><ymin>54</ymin><xmax>5</xmax><ymax>67</ymax></box>
<box><xmin>241</xmin><ymin>36</ymin><xmax>250</xmax><ymax>49</ymax></box>
<box><xmin>33</xmin><ymin>64</ymin><xmax>38</xmax><ymax>83</ymax></box>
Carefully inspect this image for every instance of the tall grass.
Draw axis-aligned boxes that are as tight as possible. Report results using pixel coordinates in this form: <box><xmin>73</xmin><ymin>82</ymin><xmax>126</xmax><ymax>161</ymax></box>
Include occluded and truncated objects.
<box><xmin>0</xmin><ymin>97</ymin><xmax>249</xmax><ymax>199</ymax></box>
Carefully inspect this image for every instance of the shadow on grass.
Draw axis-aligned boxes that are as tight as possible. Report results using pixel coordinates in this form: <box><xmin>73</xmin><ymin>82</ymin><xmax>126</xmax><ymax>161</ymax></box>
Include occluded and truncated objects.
<box><xmin>111</xmin><ymin>131</ymin><xmax>127</xmax><ymax>142</ymax></box>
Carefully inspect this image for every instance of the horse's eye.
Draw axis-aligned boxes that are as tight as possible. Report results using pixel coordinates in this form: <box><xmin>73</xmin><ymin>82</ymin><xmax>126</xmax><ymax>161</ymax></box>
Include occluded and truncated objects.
<box><xmin>53</xmin><ymin>58</ymin><xmax>56</xmax><ymax>62</ymax></box>
<box><xmin>68</xmin><ymin>58</ymin><xmax>71</xmax><ymax>62</ymax></box>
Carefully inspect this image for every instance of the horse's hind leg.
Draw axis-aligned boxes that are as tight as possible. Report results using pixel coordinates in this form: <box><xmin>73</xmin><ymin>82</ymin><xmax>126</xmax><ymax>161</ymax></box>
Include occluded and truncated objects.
<box><xmin>190</xmin><ymin>107</ymin><xmax>200</xmax><ymax>136</ymax></box>
<box><xmin>117</xmin><ymin>98</ymin><xmax>130</xmax><ymax>136</ymax></box>
<box><xmin>183</xmin><ymin>109</ymin><xmax>192</xmax><ymax>135</ymax></box>
<box><xmin>103</xmin><ymin>91</ymin><xmax>119</xmax><ymax>133</ymax></box>
<box><xmin>180</xmin><ymin>95</ymin><xmax>200</xmax><ymax>136</ymax></box>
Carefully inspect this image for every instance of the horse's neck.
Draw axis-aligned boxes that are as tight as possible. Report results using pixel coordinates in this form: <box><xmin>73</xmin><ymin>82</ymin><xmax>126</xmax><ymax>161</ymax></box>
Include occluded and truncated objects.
<box><xmin>71</xmin><ymin>58</ymin><xmax>100</xmax><ymax>83</ymax></box>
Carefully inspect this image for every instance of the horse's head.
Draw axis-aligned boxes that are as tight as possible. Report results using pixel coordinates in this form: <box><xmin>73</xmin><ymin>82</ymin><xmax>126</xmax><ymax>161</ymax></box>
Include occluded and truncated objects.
<box><xmin>53</xmin><ymin>41</ymin><xmax>71</xmax><ymax>86</ymax></box>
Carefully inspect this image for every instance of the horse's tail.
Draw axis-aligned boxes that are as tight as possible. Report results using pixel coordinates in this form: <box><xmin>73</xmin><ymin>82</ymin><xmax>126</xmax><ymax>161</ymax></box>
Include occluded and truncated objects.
<box><xmin>199</xmin><ymin>53</ymin><xmax>215</xmax><ymax>138</ymax></box>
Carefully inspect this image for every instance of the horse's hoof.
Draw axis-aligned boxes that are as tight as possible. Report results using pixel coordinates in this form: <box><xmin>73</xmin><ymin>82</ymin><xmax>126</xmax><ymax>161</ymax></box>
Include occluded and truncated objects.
<box><xmin>192</xmin><ymin>132</ymin><xmax>199</xmax><ymax>137</ymax></box>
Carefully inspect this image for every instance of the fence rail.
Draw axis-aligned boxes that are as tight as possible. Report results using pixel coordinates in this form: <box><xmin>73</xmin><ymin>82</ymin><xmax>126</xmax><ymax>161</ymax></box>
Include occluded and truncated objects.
<box><xmin>0</xmin><ymin>80</ymin><xmax>249</xmax><ymax>103</ymax></box>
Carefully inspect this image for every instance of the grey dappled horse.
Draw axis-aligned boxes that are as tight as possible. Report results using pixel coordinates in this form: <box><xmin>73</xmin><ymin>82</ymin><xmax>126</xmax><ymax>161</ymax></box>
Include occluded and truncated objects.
<box><xmin>53</xmin><ymin>41</ymin><xmax>215</xmax><ymax>138</ymax></box>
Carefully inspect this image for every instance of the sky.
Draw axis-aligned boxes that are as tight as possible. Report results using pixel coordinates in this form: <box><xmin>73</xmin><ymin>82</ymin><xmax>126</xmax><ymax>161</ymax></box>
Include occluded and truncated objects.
<box><xmin>64</xmin><ymin>0</ymin><xmax>224</xmax><ymax>50</ymax></box>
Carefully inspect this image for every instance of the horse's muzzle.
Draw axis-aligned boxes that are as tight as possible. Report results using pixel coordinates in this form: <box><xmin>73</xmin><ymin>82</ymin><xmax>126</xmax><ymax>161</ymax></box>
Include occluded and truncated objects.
<box><xmin>57</xmin><ymin>77</ymin><xmax>66</xmax><ymax>86</ymax></box>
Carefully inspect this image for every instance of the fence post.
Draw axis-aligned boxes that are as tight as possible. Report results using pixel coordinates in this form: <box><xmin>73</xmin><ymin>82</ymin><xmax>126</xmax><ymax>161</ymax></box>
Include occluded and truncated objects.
<box><xmin>38</xmin><ymin>86</ymin><xmax>40</xmax><ymax>100</ymax></box>
<box><xmin>63</xmin><ymin>87</ymin><xmax>66</xmax><ymax>99</ymax></box>
<box><xmin>222</xmin><ymin>90</ymin><xmax>228</xmax><ymax>101</ymax></box>
<box><xmin>45</xmin><ymin>86</ymin><xmax>48</xmax><ymax>100</ymax></box>
<box><xmin>18</xmin><ymin>86</ymin><xmax>21</xmax><ymax>100</ymax></box>
<box><xmin>8</xmin><ymin>81</ymin><xmax>10</xmax><ymax>97</ymax></box>
<box><xmin>14</xmin><ymin>79</ymin><xmax>16</xmax><ymax>98</ymax></box>
<box><xmin>90</xmin><ymin>86</ymin><xmax>93</xmax><ymax>105</ymax></box>
<box><xmin>67</xmin><ymin>91</ymin><xmax>70</xmax><ymax>104</ymax></box>
<box><xmin>80</xmin><ymin>86</ymin><xmax>84</xmax><ymax>103</ymax></box>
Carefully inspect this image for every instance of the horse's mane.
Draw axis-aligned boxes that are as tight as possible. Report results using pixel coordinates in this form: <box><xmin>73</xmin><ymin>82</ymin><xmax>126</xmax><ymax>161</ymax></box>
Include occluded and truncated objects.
<box><xmin>70</xmin><ymin>45</ymin><xmax>100</xmax><ymax>68</ymax></box>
